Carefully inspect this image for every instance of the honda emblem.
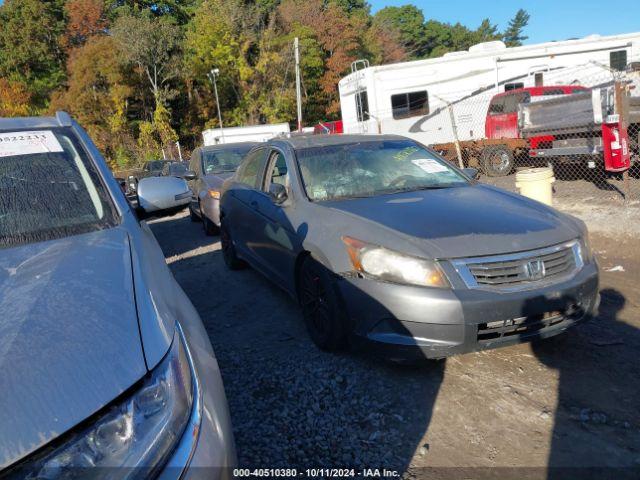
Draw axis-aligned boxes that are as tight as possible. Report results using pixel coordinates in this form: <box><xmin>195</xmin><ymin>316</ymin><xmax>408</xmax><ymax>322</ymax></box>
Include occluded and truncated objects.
<box><xmin>525</xmin><ymin>259</ymin><xmax>546</xmax><ymax>280</ymax></box>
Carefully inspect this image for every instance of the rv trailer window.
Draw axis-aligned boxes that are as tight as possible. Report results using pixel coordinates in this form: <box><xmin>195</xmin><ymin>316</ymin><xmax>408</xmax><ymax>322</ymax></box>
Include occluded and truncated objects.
<box><xmin>355</xmin><ymin>90</ymin><xmax>370</xmax><ymax>122</ymax></box>
<box><xmin>504</xmin><ymin>83</ymin><xmax>524</xmax><ymax>91</ymax></box>
<box><xmin>610</xmin><ymin>50</ymin><xmax>627</xmax><ymax>71</ymax></box>
<box><xmin>391</xmin><ymin>91</ymin><xmax>429</xmax><ymax>120</ymax></box>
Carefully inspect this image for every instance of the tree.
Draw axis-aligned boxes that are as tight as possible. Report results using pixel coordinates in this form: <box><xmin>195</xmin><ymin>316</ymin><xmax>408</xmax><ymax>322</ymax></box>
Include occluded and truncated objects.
<box><xmin>0</xmin><ymin>0</ymin><xmax>66</xmax><ymax>109</ymax></box>
<box><xmin>104</xmin><ymin>0</ymin><xmax>198</xmax><ymax>25</ymax></box>
<box><xmin>112</xmin><ymin>12</ymin><xmax>182</xmax><ymax>110</ymax></box>
<box><xmin>503</xmin><ymin>9</ymin><xmax>530</xmax><ymax>47</ymax></box>
<box><xmin>50</xmin><ymin>35</ymin><xmax>135</xmax><ymax>168</ymax></box>
<box><xmin>373</xmin><ymin>5</ymin><xmax>427</xmax><ymax>58</ymax></box>
<box><xmin>63</xmin><ymin>0</ymin><xmax>108</xmax><ymax>50</ymax></box>
<box><xmin>0</xmin><ymin>79</ymin><xmax>32</xmax><ymax>117</ymax></box>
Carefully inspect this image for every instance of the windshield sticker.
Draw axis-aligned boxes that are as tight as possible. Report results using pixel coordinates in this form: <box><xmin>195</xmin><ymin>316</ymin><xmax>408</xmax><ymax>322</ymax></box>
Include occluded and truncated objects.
<box><xmin>393</xmin><ymin>146</ymin><xmax>419</xmax><ymax>161</ymax></box>
<box><xmin>0</xmin><ymin>131</ymin><xmax>64</xmax><ymax>158</ymax></box>
<box><xmin>411</xmin><ymin>158</ymin><xmax>448</xmax><ymax>174</ymax></box>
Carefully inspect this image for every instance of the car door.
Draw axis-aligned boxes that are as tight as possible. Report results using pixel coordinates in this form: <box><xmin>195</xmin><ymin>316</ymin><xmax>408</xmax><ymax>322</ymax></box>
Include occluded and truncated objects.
<box><xmin>224</xmin><ymin>148</ymin><xmax>269</xmax><ymax>265</ymax></box>
<box><xmin>249</xmin><ymin>148</ymin><xmax>299</xmax><ymax>289</ymax></box>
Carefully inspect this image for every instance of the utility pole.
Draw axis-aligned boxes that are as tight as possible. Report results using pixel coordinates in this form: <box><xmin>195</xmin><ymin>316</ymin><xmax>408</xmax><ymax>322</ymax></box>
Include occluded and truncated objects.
<box><xmin>208</xmin><ymin>68</ymin><xmax>225</xmax><ymax>143</ymax></box>
<box><xmin>294</xmin><ymin>37</ymin><xmax>302</xmax><ymax>132</ymax></box>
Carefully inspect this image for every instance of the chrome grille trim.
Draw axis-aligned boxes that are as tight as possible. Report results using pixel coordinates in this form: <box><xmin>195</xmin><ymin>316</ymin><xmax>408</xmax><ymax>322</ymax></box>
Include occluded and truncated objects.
<box><xmin>451</xmin><ymin>240</ymin><xmax>584</xmax><ymax>291</ymax></box>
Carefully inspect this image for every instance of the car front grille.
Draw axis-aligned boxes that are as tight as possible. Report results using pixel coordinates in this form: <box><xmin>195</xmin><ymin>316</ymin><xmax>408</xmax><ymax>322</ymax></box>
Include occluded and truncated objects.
<box><xmin>477</xmin><ymin>305</ymin><xmax>583</xmax><ymax>343</ymax></box>
<box><xmin>452</xmin><ymin>240</ymin><xmax>583</xmax><ymax>291</ymax></box>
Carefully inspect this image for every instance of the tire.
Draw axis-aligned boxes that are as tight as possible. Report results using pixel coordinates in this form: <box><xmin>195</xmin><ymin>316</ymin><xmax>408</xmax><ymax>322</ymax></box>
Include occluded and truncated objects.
<box><xmin>481</xmin><ymin>145</ymin><xmax>514</xmax><ymax>177</ymax></box>
<box><xmin>220</xmin><ymin>220</ymin><xmax>246</xmax><ymax>270</ymax></box>
<box><xmin>189</xmin><ymin>204</ymin><xmax>201</xmax><ymax>222</ymax></box>
<box><xmin>298</xmin><ymin>257</ymin><xmax>348</xmax><ymax>351</ymax></box>
<box><xmin>202</xmin><ymin>213</ymin><xmax>219</xmax><ymax>236</ymax></box>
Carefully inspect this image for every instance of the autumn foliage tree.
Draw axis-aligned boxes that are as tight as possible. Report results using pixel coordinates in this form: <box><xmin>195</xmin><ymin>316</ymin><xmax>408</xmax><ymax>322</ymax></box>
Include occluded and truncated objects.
<box><xmin>63</xmin><ymin>0</ymin><xmax>108</xmax><ymax>50</ymax></box>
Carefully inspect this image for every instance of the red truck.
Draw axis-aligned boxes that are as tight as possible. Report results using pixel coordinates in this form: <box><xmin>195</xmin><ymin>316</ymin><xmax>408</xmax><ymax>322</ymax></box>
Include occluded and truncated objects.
<box><xmin>433</xmin><ymin>85</ymin><xmax>591</xmax><ymax>176</ymax></box>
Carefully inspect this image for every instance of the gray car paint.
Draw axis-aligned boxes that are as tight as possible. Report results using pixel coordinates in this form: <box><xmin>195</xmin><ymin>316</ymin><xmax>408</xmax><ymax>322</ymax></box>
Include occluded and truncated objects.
<box><xmin>221</xmin><ymin>134</ymin><xmax>590</xmax><ymax>300</ymax></box>
<box><xmin>0</xmin><ymin>227</ymin><xmax>146</xmax><ymax>467</ymax></box>
<box><xmin>0</xmin><ymin>113</ymin><xmax>236</xmax><ymax>474</ymax></box>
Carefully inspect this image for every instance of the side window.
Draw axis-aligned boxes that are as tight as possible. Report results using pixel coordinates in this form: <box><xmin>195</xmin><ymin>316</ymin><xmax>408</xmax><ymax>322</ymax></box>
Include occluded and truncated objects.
<box><xmin>235</xmin><ymin>149</ymin><xmax>266</xmax><ymax>188</ymax></box>
<box><xmin>488</xmin><ymin>97</ymin><xmax>506</xmax><ymax>114</ymax></box>
<box><xmin>610</xmin><ymin>50</ymin><xmax>627</xmax><ymax>71</ymax></box>
<box><xmin>504</xmin><ymin>82</ymin><xmax>524</xmax><ymax>92</ymax></box>
<box><xmin>355</xmin><ymin>90</ymin><xmax>369</xmax><ymax>122</ymax></box>
<box><xmin>391</xmin><ymin>91</ymin><xmax>429</xmax><ymax>119</ymax></box>
<box><xmin>266</xmin><ymin>151</ymin><xmax>289</xmax><ymax>190</ymax></box>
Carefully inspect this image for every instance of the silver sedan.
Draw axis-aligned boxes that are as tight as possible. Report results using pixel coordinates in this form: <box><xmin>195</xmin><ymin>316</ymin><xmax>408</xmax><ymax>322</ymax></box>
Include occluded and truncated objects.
<box><xmin>0</xmin><ymin>112</ymin><xmax>235</xmax><ymax>478</ymax></box>
<box><xmin>187</xmin><ymin>143</ymin><xmax>258</xmax><ymax>235</ymax></box>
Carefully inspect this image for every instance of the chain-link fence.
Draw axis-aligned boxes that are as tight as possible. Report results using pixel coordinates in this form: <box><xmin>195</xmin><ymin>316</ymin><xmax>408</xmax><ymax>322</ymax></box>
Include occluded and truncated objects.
<box><xmin>425</xmin><ymin>61</ymin><xmax>640</xmax><ymax>211</ymax></box>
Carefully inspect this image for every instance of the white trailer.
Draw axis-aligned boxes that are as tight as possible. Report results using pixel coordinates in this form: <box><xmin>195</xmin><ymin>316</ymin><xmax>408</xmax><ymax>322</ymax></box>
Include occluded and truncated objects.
<box><xmin>202</xmin><ymin>123</ymin><xmax>290</xmax><ymax>146</ymax></box>
<box><xmin>339</xmin><ymin>32</ymin><xmax>640</xmax><ymax>146</ymax></box>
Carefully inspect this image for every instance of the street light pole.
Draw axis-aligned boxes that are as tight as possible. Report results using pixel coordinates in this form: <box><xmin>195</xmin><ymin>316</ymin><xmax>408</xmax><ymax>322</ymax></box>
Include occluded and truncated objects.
<box><xmin>208</xmin><ymin>68</ymin><xmax>225</xmax><ymax>143</ymax></box>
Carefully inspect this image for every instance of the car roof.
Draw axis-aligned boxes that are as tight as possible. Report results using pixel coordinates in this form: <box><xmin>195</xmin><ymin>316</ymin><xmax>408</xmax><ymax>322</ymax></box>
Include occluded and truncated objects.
<box><xmin>492</xmin><ymin>85</ymin><xmax>589</xmax><ymax>98</ymax></box>
<box><xmin>270</xmin><ymin>134</ymin><xmax>411</xmax><ymax>150</ymax></box>
<box><xmin>0</xmin><ymin>111</ymin><xmax>73</xmax><ymax>130</ymax></box>
<box><xmin>199</xmin><ymin>141</ymin><xmax>260</xmax><ymax>152</ymax></box>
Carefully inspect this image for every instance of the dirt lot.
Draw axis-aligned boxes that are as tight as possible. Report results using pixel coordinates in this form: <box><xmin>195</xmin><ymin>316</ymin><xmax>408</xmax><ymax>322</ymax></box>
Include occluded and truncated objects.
<box><xmin>150</xmin><ymin>211</ymin><xmax>639</xmax><ymax>479</ymax></box>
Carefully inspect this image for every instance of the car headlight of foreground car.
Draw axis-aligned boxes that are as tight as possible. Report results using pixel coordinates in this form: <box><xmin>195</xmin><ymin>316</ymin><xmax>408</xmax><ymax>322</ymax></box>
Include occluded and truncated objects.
<box><xmin>8</xmin><ymin>326</ymin><xmax>194</xmax><ymax>480</ymax></box>
<box><xmin>342</xmin><ymin>236</ymin><xmax>450</xmax><ymax>288</ymax></box>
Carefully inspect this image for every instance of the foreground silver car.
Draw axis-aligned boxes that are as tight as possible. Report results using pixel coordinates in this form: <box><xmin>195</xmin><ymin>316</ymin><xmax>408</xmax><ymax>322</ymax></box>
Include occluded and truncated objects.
<box><xmin>0</xmin><ymin>113</ymin><xmax>235</xmax><ymax>477</ymax></box>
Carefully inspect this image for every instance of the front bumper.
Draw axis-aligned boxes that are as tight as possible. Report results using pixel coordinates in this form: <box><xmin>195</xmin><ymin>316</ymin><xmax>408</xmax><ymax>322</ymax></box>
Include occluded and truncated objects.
<box><xmin>337</xmin><ymin>260</ymin><xmax>599</xmax><ymax>359</ymax></box>
<box><xmin>201</xmin><ymin>197</ymin><xmax>221</xmax><ymax>227</ymax></box>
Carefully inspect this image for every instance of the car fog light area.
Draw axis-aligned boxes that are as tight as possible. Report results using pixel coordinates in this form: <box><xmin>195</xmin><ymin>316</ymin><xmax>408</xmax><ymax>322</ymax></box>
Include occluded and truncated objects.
<box><xmin>342</xmin><ymin>236</ymin><xmax>450</xmax><ymax>288</ymax></box>
<box><xmin>7</xmin><ymin>328</ymin><xmax>193</xmax><ymax>479</ymax></box>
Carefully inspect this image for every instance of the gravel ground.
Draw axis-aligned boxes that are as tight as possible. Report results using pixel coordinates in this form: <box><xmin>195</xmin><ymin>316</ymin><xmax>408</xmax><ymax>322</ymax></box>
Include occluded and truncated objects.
<box><xmin>149</xmin><ymin>211</ymin><xmax>640</xmax><ymax>478</ymax></box>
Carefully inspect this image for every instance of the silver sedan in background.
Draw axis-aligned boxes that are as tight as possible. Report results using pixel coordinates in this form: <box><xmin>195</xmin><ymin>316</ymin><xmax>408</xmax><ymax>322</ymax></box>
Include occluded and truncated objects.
<box><xmin>187</xmin><ymin>143</ymin><xmax>258</xmax><ymax>235</ymax></box>
<box><xmin>0</xmin><ymin>112</ymin><xmax>235</xmax><ymax>478</ymax></box>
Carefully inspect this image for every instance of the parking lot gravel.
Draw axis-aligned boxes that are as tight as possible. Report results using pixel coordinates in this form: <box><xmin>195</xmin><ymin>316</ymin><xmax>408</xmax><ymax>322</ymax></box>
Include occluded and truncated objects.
<box><xmin>150</xmin><ymin>212</ymin><xmax>640</xmax><ymax>478</ymax></box>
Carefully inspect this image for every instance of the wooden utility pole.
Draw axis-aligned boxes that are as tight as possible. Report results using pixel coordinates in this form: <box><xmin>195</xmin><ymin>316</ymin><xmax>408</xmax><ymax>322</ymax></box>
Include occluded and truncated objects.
<box><xmin>294</xmin><ymin>37</ymin><xmax>303</xmax><ymax>132</ymax></box>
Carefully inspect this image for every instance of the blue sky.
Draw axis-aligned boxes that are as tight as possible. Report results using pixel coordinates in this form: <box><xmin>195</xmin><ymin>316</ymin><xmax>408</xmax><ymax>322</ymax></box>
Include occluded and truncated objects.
<box><xmin>368</xmin><ymin>0</ymin><xmax>639</xmax><ymax>44</ymax></box>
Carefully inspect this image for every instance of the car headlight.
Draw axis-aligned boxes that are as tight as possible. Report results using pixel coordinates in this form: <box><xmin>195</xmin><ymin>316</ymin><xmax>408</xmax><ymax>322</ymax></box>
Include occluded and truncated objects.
<box><xmin>579</xmin><ymin>232</ymin><xmax>594</xmax><ymax>263</ymax></box>
<box><xmin>9</xmin><ymin>327</ymin><xmax>193</xmax><ymax>479</ymax></box>
<box><xmin>207</xmin><ymin>189</ymin><xmax>221</xmax><ymax>199</ymax></box>
<box><xmin>342</xmin><ymin>236</ymin><xmax>450</xmax><ymax>288</ymax></box>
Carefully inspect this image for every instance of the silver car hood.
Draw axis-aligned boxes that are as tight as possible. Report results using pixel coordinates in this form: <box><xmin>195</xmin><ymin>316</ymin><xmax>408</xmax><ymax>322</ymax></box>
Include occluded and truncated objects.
<box><xmin>0</xmin><ymin>227</ymin><xmax>146</xmax><ymax>468</ymax></box>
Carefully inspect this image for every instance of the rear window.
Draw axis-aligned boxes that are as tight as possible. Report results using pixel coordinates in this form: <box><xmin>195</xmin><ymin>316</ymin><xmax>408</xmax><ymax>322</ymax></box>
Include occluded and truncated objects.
<box><xmin>0</xmin><ymin>128</ymin><xmax>117</xmax><ymax>248</ymax></box>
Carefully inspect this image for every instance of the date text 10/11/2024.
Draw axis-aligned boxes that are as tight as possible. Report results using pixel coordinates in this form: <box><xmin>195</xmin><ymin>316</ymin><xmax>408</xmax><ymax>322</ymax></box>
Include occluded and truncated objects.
<box><xmin>233</xmin><ymin>468</ymin><xmax>400</xmax><ymax>478</ymax></box>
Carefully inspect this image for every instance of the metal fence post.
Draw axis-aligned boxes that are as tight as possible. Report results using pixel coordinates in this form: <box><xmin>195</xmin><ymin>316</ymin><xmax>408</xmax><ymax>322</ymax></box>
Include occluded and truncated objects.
<box><xmin>614</xmin><ymin>80</ymin><xmax>631</xmax><ymax>203</ymax></box>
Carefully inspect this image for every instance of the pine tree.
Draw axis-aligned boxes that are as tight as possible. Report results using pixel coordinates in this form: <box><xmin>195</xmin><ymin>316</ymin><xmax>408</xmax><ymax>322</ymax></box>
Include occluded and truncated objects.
<box><xmin>503</xmin><ymin>9</ymin><xmax>530</xmax><ymax>47</ymax></box>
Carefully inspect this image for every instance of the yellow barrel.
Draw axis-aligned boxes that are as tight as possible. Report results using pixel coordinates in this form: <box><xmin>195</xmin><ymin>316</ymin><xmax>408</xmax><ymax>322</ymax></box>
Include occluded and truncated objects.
<box><xmin>515</xmin><ymin>167</ymin><xmax>555</xmax><ymax>206</ymax></box>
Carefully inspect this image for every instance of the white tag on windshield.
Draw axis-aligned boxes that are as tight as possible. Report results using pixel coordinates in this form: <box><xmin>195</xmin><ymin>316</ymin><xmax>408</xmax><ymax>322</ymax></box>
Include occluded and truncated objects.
<box><xmin>411</xmin><ymin>158</ymin><xmax>448</xmax><ymax>174</ymax></box>
<box><xmin>0</xmin><ymin>131</ymin><xmax>64</xmax><ymax>158</ymax></box>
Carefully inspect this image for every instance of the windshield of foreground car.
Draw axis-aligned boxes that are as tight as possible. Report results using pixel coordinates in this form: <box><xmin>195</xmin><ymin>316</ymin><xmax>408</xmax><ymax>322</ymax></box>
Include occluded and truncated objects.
<box><xmin>296</xmin><ymin>139</ymin><xmax>469</xmax><ymax>201</ymax></box>
<box><xmin>202</xmin><ymin>146</ymin><xmax>254</xmax><ymax>174</ymax></box>
<box><xmin>0</xmin><ymin>127</ymin><xmax>118</xmax><ymax>248</ymax></box>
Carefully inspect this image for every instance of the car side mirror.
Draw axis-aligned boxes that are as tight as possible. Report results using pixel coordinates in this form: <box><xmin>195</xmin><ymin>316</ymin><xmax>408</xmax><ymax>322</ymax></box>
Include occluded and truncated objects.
<box><xmin>269</xmin><ymin>183</ymin><xmax>288</xmax><ymax>204</ymax></box>
<box><xmin>136</xmin><ymin>176</ymin><xmax>191</xmax><ymax>219</ymax></box>
<box><xmin>462</xmin><ymin>167</ymin><xmax>479</xmax><ymax>180</ymax></box>
<box><xmin>182</xmin><ymin>170</ymin><xmax>197</xmax><ymax>181</ymax></box>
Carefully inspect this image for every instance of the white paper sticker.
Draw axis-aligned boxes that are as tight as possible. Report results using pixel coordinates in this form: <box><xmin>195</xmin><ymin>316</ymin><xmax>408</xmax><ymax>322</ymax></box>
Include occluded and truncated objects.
<box><xmin>0</xmin><ymin>131</ymin><xmax>64</xmax><ymax>158</ymax></box>
<box><xmin>411</xmin><ymin>158</ymin><xmax>448</xmax><ymax>174</ymax></box>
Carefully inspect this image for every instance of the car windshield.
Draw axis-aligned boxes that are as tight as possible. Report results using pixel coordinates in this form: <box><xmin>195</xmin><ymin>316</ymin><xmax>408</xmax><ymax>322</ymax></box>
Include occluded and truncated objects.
<box><xmin>296</xmin><ymin>139</ymin><xmax>469</xmax><ymax>201</ymax></box>
<box><xmin>202</xmin><ymin>146</ymin><xmax>253</xmax><ymax>174</ymax></box>
<box><xmin>168</xmin><ymin>163</ymin><xmax>188</xmax><ymax>176</ymax></box>
<box><xmin>0</xmin><ymin>127</ymin><xmax>117</xmax><ymax>248</ymax></box>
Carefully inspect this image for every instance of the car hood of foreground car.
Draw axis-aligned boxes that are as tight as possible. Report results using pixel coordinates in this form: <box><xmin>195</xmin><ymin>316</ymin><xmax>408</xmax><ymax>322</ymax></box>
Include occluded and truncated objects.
<box><xmin>323</xmin><ymin>184</ymin><xmax>583</xmax><ymax>259</ymax></box>
<box><xmin>0</xmin><ymin>227</ymin><xmax>147</xmax><ymax>468</ymax></box>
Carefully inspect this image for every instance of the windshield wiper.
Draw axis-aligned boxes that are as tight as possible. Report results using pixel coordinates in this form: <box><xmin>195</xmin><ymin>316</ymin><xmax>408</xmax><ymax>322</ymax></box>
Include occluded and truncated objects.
<box><xmin>378</xmin><ymin>185</ymin><xmax>452</xmax><ymax>196</ymax></box>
